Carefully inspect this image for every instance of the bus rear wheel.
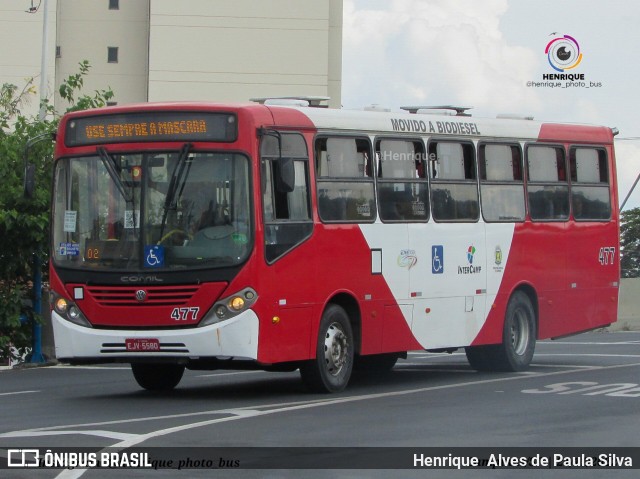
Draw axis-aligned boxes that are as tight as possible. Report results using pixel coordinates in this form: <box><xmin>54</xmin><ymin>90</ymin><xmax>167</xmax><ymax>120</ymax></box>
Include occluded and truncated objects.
<box><xmin>300</xmin><ymin>304</ymin><xmax>354</xmax><ymax>393</ymax></box>
<box><xmin>465</xmin><ymin>291</ymin><xmax>536</xmax><ymax>372</ymax></box>
<box><xmin>131</xmin><ymin>363</ymin><xmax>185</xmax><ymax>391</ymax></box>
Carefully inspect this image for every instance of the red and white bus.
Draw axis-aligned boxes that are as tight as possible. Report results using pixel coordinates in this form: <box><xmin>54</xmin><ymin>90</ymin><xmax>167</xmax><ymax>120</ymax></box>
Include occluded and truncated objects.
<box><xmin>48</xmin><ymin>100</ymin><xmax>620</xmax><ymax>392</ymax></box>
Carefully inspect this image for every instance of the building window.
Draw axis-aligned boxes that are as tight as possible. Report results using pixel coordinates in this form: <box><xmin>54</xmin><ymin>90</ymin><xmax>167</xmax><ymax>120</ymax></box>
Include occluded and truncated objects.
<box><xmin>56</xmin><ymin>46</ymin><xmax>61</xmax><ymax>58</ymax></box>
<box><xmin>109</xmin><ymin>0</ymin><xmax>119</xmax><ymax>10</ymax></box>
<box><xmin>107</xmin><ymin>47</ymin><xmax>118</xmax><ymax>63</ymax></box>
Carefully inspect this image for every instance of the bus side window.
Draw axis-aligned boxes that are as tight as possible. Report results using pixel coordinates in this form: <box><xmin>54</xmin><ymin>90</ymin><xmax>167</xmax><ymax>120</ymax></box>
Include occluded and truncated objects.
<box><xmin>316</xmin><ymin>136</ymin><xmax>375</xmax><ymax>223</ymax></box>
<box><xmin>570</xmin><ymin>147</ymin><xmax>610</xmax><ymax>221</ymax></box>
<box><xmin>428</xmin><ymin>140</ymin><xmax>478</xmax><ymax>222</ymax></box>
<box><xmin>261</xmin><ymin>132</ymin><xmax>313</xmax><ymax>263</ymax></box>
<box><xmin>526</xmin><ymin>145</ymin><xmax>569</xmax><ymax>221</ymax></box>
<box><xmin>376</xmin><ymin>138</ymin><xmax>429</xmax><ymax>222</ymax></box>
<box><xmin>479</xmin><ymin>143</ymin><xmax>525</xmax><ymax>222</ymax></box>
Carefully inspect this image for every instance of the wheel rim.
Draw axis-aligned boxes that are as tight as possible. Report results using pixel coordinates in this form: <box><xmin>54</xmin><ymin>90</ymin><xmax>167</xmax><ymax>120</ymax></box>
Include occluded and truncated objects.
<box><xmin>510</xmin><ymin>308</ymin><xmax>530</xmax><ymax>356</ymax></box>
<box><xmin>323</xmin><ymin>322</ymin><xmax>349</xmax><ymax>376</ymax></box>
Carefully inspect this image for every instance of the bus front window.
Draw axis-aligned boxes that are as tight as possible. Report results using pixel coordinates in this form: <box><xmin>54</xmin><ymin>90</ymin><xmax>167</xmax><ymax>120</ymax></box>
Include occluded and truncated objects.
<box><xmin>52</xmin><ymin>151</ymin><xmax>251</xmax><ymax>271</ymax></box>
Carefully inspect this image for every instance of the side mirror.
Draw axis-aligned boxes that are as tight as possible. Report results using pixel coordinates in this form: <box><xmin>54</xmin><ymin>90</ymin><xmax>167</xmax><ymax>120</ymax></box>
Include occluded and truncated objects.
<box><xmin>276</xmin><ymin>156</ymin><xmax>295</xmax><ymax>193</ymax></box>
<box><xmin>24</xmin><ymin>163</ymin><xmax>35</xmax><ymax>198</ymax></box>
<box><xmin>23</xmin><ymin>132</ymin><xmax>55</xmax><ymax>199</ymax></box>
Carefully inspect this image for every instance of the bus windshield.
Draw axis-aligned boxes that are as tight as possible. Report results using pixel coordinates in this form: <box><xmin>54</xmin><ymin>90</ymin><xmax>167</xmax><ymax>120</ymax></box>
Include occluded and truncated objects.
<box><xmin>52</xmin><ymin>149</ymin><xmax>251</xmax><ymax>271</ymax></box>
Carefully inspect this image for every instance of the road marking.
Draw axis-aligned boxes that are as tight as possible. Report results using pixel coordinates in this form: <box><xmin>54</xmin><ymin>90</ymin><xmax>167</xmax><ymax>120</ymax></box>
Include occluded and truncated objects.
<box><xmin>0</xmin><ymin>361</ymin><xmax>627</xmax><ymax>479</ymax></box>
<box><xmin>50</xmin><ymin>366</ymin><xmax>130</xmax><ymax>370</ymax></box>
<box><xmin>2</xmin><ymin>397</ymin><xmax>334</xmax><ymax>433</ymax></box>
<box><xmin>394</xmin><ymin>367</ymin><xmax>476</xmax><ymax>373</ymax></box>
<box><xmin>0</xmin><ymin>429</ymin><xmax>137</xmax><ymax>441</ymax></box>
<box><xmin>530</xmin><ymin>364</ymin><xmax>598</xmax><ymax>369</ymax></box>
<box><xmin>0</xmin><ymin>390</ymin><xmax>39</xmax><ymax>397</ymax></box>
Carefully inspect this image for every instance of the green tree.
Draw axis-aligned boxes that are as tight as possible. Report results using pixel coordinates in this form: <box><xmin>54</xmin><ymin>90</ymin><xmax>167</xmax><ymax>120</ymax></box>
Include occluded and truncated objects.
<box><xmin>620</xmin><ymin>207</ymin><xmax>640</xmax><ymax>278</ymax></box>
<box><xmin>0</xmin><ymin>61</ymin><xmax>113</xmax><ymax>363</ymax></box>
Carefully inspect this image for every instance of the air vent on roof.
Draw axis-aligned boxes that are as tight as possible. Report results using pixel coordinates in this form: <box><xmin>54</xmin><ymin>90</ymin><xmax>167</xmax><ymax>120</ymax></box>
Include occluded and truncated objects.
<box><xmin>496</xmin><ymin>114</ymin><xmax>534</xmax><ymax>120</ymax></box>
<box><xmin>363</xmin><ymin>104</ymin><xmax>391</xmax><ymax>112</ymax></box>
<box><xmin>250</xmin><ymin>96</ymin><xmax>330</xmax><ymax>108</ymax></box>
<box><xmin>401</xmin><ymin>105</ymin><xmax>473</xmax><ymax>116</ymax></box>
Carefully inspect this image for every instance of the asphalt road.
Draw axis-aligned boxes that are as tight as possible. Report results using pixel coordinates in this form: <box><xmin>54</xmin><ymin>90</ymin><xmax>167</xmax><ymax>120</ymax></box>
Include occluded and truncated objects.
<box><xmin>1</xmin><ymin>331</ymin><xmax>639</xmax><ymax>479</ymax></box>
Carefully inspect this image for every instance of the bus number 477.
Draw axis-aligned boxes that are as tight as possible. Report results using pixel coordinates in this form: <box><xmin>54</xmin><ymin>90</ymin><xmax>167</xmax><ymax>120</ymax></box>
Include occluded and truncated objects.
<box><xmin>171</xmin><ymin>307</ymin><xmax>200</xmax><ymax>321</ymax></box>
<box><xmin>598</xmin><ymin>247</ymin><xmax>616</xmax><ymax>266</ymax></box>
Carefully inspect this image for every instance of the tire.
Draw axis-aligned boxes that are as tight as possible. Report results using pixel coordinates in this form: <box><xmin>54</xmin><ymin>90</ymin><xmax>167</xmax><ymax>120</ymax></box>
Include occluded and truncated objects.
<box><xmin>499</xmin><ymin>291</ymin><xmax>536</xmax><ymax>371</ymax></box>
<box><xmin>465</xmin><ymin>291</ymin><xmax>536</xmax><ymax>372</ymax></box>
<box><xmin>464</xmin><ymin>344</ymin><xmax>495</xmax><ymax>372</ymax></box>
<box><xmin>131</xmin><ymin>363</ymin><xmax>185</xmax><ymax>391</ymax></box>
<box><xmin>354</xmin><ymin>353</ymin><xmax>401</xmax><ymax>372</ymax></box>
<box><xmin>300</xmin><ymin>304</ymin><xmax>354</xmax><ymax>393</ymax></box>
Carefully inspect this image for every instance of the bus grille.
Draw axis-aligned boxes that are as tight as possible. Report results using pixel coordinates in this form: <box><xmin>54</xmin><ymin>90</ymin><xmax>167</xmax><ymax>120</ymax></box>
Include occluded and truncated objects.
<box><xmin>85</xmin><ymin>285</ymin><xmax>199</xmax><ymax>307</ymax></box>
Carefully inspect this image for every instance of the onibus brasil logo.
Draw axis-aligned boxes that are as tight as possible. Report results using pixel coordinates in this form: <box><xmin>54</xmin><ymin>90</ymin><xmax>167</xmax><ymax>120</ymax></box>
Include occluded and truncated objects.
<box><xmin>545</xmin><ymin>34</ymin><xmax>582</xmax><ymax>72</ymax></box>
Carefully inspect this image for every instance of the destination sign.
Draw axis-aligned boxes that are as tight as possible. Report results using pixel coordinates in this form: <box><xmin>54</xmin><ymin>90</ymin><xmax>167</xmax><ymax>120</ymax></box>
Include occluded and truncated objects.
<box><xmin>64</xmin><ymin>111</ymin><xmax>237</xmax><ymax>146</ymax></box>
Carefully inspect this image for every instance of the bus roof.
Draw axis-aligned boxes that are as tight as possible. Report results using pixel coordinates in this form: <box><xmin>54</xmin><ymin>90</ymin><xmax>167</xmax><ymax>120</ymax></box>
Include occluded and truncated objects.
<box><xmin>271</xmin><ymin>105</ymin><xmax>615</xmax><ymax>144</ymax></box>
<box><xmin>61</xmin><ymin>101</ymin><xmax>616</xmax><ymax>145</ymax></box>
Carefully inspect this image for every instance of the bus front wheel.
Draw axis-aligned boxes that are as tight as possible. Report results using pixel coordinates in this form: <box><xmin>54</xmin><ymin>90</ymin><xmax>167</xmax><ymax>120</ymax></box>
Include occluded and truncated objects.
<box><xmin>465</xmin><ymin>291</ymin><xmax>536</xmax><ymax>372</ymax></box>
<box><xmin>131</xmin><ymin>363</ymin><xmax>185</xmax><ymax>391</ymax></box>
<box><xmin>300</xmin><ymin>304</ymin><xmax>354</xmax><ymax>393</ymax></box>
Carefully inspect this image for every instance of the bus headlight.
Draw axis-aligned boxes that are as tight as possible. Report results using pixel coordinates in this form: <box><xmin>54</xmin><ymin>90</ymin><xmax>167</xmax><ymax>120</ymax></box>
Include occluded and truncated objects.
<box><xmin>50</xmin><ymin>291</ymin><xmax>92</xmax><ymax>328</ymax></box>
<box><xmin>228</xmin><ymin>296</ymin><xmax>245</xmax><ymax>311</ymax></box>
<box><xmin>68</xmin><ymin>305</ymin><xmax>82</xmax><ymax>321</ymax></box>
<box><xmin>54</xmin><ymin>297</ymin><xmax>69</xmax><ymax>314</ymax></box>
<box><xmin>199</xmin><ymin>287</ymin><xmax>258</xmax><ymax>327</ymax></box>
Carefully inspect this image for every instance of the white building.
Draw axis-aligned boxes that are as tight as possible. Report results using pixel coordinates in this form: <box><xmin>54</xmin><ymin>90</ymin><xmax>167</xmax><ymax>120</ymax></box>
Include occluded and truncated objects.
<box><xmin>0</xmin><ymin>0</ymin><xmax>342</xmax><ymax>119</ymax></box>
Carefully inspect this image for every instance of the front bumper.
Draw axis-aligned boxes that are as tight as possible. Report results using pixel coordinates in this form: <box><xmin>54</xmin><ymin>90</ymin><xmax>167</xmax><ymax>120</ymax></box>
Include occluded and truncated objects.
<box><xmin>51</xmin><ymin>309</ymin><xmax>259</xmax><ymax>362</ymax></box>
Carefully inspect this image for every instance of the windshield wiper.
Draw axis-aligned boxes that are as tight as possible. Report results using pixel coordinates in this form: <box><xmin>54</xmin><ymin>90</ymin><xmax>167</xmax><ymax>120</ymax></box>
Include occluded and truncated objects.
<box><xmin>159</xmin><ymin>143</ymin><xmax>192</xmax><ymax>239</ymax></box>
<box><xmin>97</xmin><ymin>147</ymin><xmax>132</xmax><ymax>203</ymax></box>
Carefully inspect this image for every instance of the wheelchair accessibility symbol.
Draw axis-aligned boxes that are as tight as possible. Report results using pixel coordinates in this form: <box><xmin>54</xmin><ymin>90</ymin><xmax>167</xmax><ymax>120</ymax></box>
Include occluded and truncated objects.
<box><xmin>144</xmin><ymin>245</ymin><xmax>165</xmax><ymax>268</ymax></box>
<box><xmin>432</xmin><ymin>245</ymin><xmax>444</xmax><ymax>274</ymax></box>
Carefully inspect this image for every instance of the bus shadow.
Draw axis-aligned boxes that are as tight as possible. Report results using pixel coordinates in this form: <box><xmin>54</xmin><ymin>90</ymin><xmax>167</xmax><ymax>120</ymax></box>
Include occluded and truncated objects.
<box><xmin>82</xmin><ymin>363</ymin><xmax>492</xmax><ymax>402</ymax></box>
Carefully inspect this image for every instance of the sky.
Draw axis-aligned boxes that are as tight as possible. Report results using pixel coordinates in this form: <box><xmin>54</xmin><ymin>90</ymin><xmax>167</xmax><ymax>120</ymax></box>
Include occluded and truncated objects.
<box><xmin>3</xmin><ymin>1</ymin><xmax>638</xmax><ymax>209</ymax></box>
<box><xmin>341</xmin><ymin>0</ymin><xmax>640</xmax><ymax>210</ymax></box>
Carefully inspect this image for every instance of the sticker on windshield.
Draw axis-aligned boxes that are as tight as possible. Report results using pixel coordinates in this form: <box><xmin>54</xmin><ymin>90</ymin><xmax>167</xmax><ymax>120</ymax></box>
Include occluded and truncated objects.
<box><xmin>144</xmin><ymin>245</ymin><xmax>164</xmax><ymax>268</ymax></box>
<box><xmin>58</xmin><ymin>242</ymin><xmax>80</xmax><ymax>256</ymax></box>
<box><xmin>232</xmin><ymin>232</ymin><xmax>248</xmax><ymax>244</ymax></box>
<box><xmin>124</xmin><ymin>210</ymin><xmax>140</xmax><ymax>229</ymax></box>
<box><xmin>63</xmin><ymin>210</ymin><xmax>77</xmax><ymax>232</ymax></box>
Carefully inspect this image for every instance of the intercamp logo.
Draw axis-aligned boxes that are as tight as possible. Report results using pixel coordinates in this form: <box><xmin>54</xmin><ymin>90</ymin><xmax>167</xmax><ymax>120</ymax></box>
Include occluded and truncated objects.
<box><xmin>7</xmin><ymin>449</ymin><xmax>40</xmax><ymax>468</ymax></box>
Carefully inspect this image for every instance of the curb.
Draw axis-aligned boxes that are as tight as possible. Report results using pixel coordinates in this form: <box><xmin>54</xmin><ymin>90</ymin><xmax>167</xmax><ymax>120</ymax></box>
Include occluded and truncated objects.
<box><xmin>0</xmin><ymin>359</ymin><xmax>59</xmax><ymax>371</ymax></box>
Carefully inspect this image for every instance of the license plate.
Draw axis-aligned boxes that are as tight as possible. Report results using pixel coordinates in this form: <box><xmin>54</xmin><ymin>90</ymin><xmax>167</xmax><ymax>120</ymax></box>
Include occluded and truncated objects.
<box><xmin>125</xmin><ymin>338</ymin><xmax>160</xmax><ymax>352</ymax></box>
